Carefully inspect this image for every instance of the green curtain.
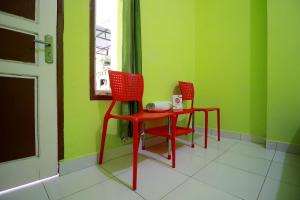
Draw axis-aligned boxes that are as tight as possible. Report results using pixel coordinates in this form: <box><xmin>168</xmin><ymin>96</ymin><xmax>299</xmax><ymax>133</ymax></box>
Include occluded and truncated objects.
<box><xmin>120</xmin><ymin>0</ymin><xmax>142</xmax><ymax>139</ymax></box>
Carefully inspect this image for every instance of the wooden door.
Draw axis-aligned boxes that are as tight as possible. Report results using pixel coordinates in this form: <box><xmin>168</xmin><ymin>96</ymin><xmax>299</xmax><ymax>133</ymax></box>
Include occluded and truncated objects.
<box><xmin>0</xmin><ymin>0</ymin><xmax>58</xmax><ymax>191</ymax></box>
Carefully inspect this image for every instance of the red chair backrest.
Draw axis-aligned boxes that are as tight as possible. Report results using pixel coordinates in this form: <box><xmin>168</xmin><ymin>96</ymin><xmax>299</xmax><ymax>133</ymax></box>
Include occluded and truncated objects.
<box><xmin>109</xmin><ymin>70</ymin><xmax>144</xmax><ymax>102</ymax></box>
<box><xmin>178</xmin><ymin>81</ymin><xmax>194</xmax><ymax>101</ymax></box>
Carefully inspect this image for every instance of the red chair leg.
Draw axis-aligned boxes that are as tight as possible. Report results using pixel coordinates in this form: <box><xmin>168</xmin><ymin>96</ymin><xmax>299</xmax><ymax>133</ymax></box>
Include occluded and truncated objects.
<box><xmin>191</xmin><ymin>134</ymin><xmax>195</xmax><ymax>148</ymax></box>
<box><xmin>217</xmin><ymin>109</ymin><xmax>221</xmax><ymax>142</ymax></box>
<box><xmin>137</xmin><ymin>133</ymin><xmax>141</xmax><ymax>150</ymax></box>
<box><xmin>187</xmin><ymin>113</ymin><xmax>192</xmax><ymax>128</ymax></box>
<box><xmin>132</xmin><ymin>121</ymin><xmax>139</xmax><ymax>191</ymax></box>
<box><xmin>171</xmin><ymin>135</ymin><xmax>176</xmax><ymax>168</ymax></box>
<box><xmin>167</xmin><ymin>136</ymin><xmax>171</xmax><ymax>160</ymax></box>
<box><xmin>99</xmin><ymin>117</ymin><xmax>109</xmax><ymax>164</ymax></box>
<box><xmin>204</xmin><ymin>111</ymin><xmax>208</xmax><ymax>149</ymax></box>
<box><xmin>140</xmin><ymin>122</ymin><xmax>146</xmax><ymax>150</ymax></box>
<box><xmin>191</xmin><ymin>112</ymin><xmax>195</xmax><ymax>148</ymax></box>
<box><xmin>142</xmin><ymin>134</ymin><xmax>146</xmax><ymax>150</ymax></box>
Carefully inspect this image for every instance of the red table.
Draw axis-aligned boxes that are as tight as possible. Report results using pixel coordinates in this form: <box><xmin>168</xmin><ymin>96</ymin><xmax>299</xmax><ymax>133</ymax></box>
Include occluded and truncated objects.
<box><xmin>143</xmin><ymin>109</ymin><xmax>195</xmax><ymax>167</ymax></box>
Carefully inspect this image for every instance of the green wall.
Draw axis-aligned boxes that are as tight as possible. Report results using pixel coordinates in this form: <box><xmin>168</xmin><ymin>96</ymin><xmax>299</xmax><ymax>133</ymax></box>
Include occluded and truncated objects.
<box><xmin>141</xmin><ymin>0</ymin><xmax>196</xmax><ymax>103</ymax></box>
<box><xmin>64</xmin><ymin>0</ymin><xmax>123</xmax><ymax>160</ymax></box>
<box><xmin>250</xmin><ymin>0</ymin><xmax>267</xmax><ymax>138</ymax></box>
<box><xmin>63</xmin><ymin>0</ymin><xmax>196</xmax><ymax>160</ymax></box>
<box><xmin>266</xmin><ymin>0</ymin><xmax>300</xmax><ymax>144</ymax></box>
<box><xmin>63</xmin><ymin>0</ymin><xmax>300</xmax><ymax>160</ymax></box>
<box><xmin>194</xmin><ymin>0</ymin><xmax>267</xmax><ymax>137</ymax></box>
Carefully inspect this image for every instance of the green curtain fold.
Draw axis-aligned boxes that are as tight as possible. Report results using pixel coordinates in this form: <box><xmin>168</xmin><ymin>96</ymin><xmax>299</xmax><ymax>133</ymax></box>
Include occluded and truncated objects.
<box><xmin>120</xmin><ymin>0</ymin><xmax>142</xmax><ymax>138</ymax></box>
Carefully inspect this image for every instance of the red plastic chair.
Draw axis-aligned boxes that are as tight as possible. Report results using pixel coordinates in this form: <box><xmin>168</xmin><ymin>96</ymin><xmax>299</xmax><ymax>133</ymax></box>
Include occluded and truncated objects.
<box><xmin>178</xmin><ymin>81</ymin><xmax>221</xmax><ymax>148</ymax></box>
<box><xmin>98</xmin><ymin>70</ymin><xmax>174</xmax><ymax>191</ymax></box>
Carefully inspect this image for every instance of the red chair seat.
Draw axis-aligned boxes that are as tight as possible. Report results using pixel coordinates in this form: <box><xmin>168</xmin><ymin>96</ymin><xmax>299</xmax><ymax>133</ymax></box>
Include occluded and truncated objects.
<box><xmin>145</xmin><ymin>125</ymin><xmax>194</xmax><ymax>137</ymax></box>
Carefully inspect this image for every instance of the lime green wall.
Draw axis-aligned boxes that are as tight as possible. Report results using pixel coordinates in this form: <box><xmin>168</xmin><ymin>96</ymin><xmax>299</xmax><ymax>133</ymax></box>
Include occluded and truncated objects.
<box><xmin>64</xmin><ymin>0</ymin><xmax>196</xmax><ymax>160</ymax></box>
<box><xmin>249</xmin><ymin>0</ymin><xmax>267</xmax><ymax>137</ymax></box>
<box><xmin>267</xmin><ymin>0</ymin><xmax>300</xmax><ymax>144</ymax></box>
<box><xmin>141</xmin><ymin>0</ymin><xmax>196</xmax><ymax>103</ymax></box>
<box><xmin>63</xmin><ymin>0</ymin><xmax>300</xmax><ymax>160</ymax></box>
<box><xmin>194</xmin><ymin>0</ymin><xmax>267</xmax><ymax>137</ymax></box>
<box><xmin>64</xmin><ymin>0</ymin><xmax>123</xmax><ymax>160</ymax></box>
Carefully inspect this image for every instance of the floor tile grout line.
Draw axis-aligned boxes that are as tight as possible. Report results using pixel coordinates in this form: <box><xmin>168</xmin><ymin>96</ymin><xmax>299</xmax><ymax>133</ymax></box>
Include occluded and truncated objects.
<box><xmin>224</xmin><ymin>151</ymin><xmax>274</xmax><ymax>163</ymax></box>
<box><xmin>256</xmin><ymin>149</ymin><xmax>276</xmax><ymax>200</ymax></box>
<box><xmin>226</xmin><ymin>144</ymin><xmax>275</xmax><ymax>162</ymax></box>
<box><xmin>42</xmin><ymin>182</ymin><xmax>51</xmax><ymax>200</ymax></box>
<box><xmin>187</xmin><ymin>142</ymin><xmax>249</xmax><ymax>200</ymax></box>
<box><xmin>101</xmin><ymin>160</ymin><xmax>150</xmax><ymax>200</ymax></box>
<box><xmin>134</xmin><ymin>191</ymin><xmax>147</xmax><ymax>200</ymax></box>
<box><xmin>188</xmin><ymin>140</ymin><xmax>240</xmax><ymax>177</ymax></box>
<box><xmin>190</xmin><ymin>177</ymin><xmax>245</xmax><ymax>200</ymax></box>
<box><xmin>143</xmin><ymin>157</ymin><xmax>194</xmax><ymax>178</ymax></box>
<box><xmin>175</xmin><ymin>143</ymin><xmax>237</xmax><ymax>163</ymax></box>
<box><xmin>54</xmin><ymin>176</ymin><xmax>114</xmax><ymax>200</ymax></box>
<box><xmin>221</xmin><ymin>147</ymin><xmax>275</xmax><ymax>162</ymax></box>
<box><xmin>214</xmin><ymin>160</ymin><xmax>269</xmax><ymax>178</ymax></box>
<box><xmin>159</xmin><ymin>177</ymin><xmax>190</xmax><ymax>200</ymax></box>
<box><xmin>43</xmin><ymin>162</ymin><xmax>119</xmax><ymax>200</ymax></box>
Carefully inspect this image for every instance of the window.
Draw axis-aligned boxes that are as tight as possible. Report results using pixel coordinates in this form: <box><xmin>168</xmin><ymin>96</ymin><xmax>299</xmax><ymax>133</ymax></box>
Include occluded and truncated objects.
<box><xmin>90</xmin><ymin>0</ymin><xmax>122</xmax><ymax>100</ymax></box>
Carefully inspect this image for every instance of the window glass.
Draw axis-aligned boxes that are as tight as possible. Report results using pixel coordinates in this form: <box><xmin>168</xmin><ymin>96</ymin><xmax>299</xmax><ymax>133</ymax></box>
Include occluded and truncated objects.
<box><xmin>94</xmin><ymin>0</ymin><xmax>120</xmax><ymax>96</ymax></box>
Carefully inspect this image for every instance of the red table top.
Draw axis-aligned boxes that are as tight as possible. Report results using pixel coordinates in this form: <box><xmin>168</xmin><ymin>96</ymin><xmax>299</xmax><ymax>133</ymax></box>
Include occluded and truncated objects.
<box><xmin>144</xmin><ymin>108</ymin><xmax>193</xmax><ymax>115</ymax></box>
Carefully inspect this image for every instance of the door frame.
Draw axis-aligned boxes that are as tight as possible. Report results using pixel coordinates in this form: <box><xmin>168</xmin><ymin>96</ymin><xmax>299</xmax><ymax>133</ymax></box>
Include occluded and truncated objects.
<box><xmin>57</xmin><ymin>0</ymin><xmax>64</xmax><ymax>161</ymax></box>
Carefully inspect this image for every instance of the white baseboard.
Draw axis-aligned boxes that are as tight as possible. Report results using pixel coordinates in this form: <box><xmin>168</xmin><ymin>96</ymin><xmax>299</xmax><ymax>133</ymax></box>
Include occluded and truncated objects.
<box><xmin>208</xmin><ymin>128</ymin><xmax>265</xmax><ymax>144</ymax></box>
<box><xmin>266</xmin><ymin>140</ymin><xmax>300</xmax><ymax>154</ymax></box>
<box><xmin>197</xmin><ymin>127</ymin><xmax>300</xmax><ymax>155</ymax></box>
<box><xmin>196</xmin><ymin>127</ymin><xmax>242</xmax><ymax>140</ymax></box>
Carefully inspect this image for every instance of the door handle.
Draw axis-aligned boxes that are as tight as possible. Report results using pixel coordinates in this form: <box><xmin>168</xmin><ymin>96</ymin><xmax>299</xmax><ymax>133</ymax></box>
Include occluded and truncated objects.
<box><xmin>34</xmin><ymin>39</ymin><xmax>51</xmax><ymax>46</ymax></box>
<box><xmin>34</xmin><ymin>35</ymin><xmax>53</xmax><ymax>64</ymax></box>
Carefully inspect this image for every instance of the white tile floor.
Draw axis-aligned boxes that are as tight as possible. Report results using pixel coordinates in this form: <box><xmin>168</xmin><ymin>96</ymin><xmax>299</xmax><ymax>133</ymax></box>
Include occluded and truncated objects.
<box><xmin>1</xmin><ymin>135</ymin><xmax>300</xmax><ymax>200</ymax></box>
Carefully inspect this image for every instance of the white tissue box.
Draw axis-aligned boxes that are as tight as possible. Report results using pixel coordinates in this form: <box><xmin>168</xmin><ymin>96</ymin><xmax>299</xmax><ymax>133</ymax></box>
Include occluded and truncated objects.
<box><xmin>172</xmin><ymin>95</ymin><xmax>183</xmax><ymax>110</ymax></box>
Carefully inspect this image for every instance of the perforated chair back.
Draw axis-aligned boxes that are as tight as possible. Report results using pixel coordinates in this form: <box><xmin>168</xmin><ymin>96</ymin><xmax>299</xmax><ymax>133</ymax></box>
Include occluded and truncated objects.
<box><xmin>178</xmin><ymin>81</ymin><xmax>194</xmax><ymax>101</ymax></box>
<box><xmin>109</xmin><ymin>70</ymin><xmax>144</xmax><ymax>102</ymax></box>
